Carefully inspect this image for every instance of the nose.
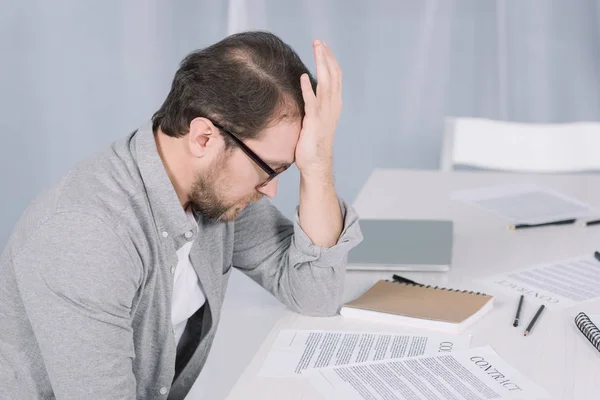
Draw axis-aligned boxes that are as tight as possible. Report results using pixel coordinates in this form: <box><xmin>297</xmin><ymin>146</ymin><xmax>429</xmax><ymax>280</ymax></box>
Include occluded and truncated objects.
<box><xmin>257</xmin><ymin>177</ymin><xmax>278</xmax><ymax>198</ymax></box>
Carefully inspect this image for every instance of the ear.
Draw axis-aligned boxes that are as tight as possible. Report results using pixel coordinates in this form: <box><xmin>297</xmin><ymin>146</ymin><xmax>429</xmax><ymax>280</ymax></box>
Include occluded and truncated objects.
<box><xmin>187</xmin><ymin>117</ymin><xmax>221</xmax><ymax>158</ymax></box>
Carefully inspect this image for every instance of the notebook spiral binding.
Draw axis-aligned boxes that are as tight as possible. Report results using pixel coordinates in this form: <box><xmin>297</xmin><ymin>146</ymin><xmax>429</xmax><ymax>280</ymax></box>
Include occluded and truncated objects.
<box><xmin>575</xmin><ymin>312</ymin><xmax>600</xmax><ymax>352</ymax></box>
<box><xmin>385</xmin><ymin>280</ymin><xmax>489</xmax><ymax>296</ymax></box>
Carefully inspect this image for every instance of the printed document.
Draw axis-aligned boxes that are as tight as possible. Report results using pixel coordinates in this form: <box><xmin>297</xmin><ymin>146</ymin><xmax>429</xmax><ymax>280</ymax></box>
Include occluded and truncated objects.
<box><xmin>479</xmin><ymin>254</ymin><xmax>600</xmax><ymax>309</ymax></box>
<box><xmin>304</xmin><ymin>346</ymin><xmax>550</xmax><ymax>400</ymax></box>
<box><xmin>452</xmin><ymin>184</ymin><xmax>597</xmax><ymax>225</ymax></box>
<box><xmin>258</xmin><ymin>330</ymin><xmax>470</xmax><ymax>378</ymax></box>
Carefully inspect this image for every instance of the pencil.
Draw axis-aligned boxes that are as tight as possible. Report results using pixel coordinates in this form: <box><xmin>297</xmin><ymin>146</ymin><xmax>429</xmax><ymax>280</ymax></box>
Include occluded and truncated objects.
<box><xmin>508</xmin><ymin>219</ymin><xmax>576</xmax><ymax>230</ymax></box>
<box><xmin>524</xmin><ymin>305</ymin><xmax>545</xmax><ymax>336</ymax></box>
<box><xmin>513</xmin><ymin>295</ymin><xmax>524</xmax><ymax>327</ymax></box>
<box><xmin>392</xmin><ymin>274</ymin><xmax>423</xmax><ymax>286</ymax></box>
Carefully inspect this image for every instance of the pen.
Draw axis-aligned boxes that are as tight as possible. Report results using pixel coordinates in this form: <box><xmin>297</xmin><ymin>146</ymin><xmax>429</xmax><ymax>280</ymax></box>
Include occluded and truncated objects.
<box><xmin>508</xmin><ymin>219</ymin><xmax>576</xmax><ymax>230</ymax></box>
<box><xmin>587</xmin><ymin>219</ymin><xmax>600</xmax><ymax>226</ymax></box>
<box><xmin>513</xmin><ymin>295</ymin><xmax>524</xmax><ymax>327</ymax></box>
<box><xmin>392</xmin><ymin>274</ymin><xmax>423</xmax><ymax>286</ymax></box>
<box><xmin>524</xmin><ymin>305</ymin><xmax>545</xmax><ymax>336</ymax></box>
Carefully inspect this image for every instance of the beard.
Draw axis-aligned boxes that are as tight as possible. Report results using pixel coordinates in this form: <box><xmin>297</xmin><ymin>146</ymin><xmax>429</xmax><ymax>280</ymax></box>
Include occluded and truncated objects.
<box><xmin>189</xmin><ymin>156</ymin><xmax>262</xmax><ymax>222</ymax></box>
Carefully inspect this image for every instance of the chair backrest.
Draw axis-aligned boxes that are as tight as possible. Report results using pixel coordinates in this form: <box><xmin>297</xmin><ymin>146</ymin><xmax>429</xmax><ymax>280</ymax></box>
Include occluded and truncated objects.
<box><xmin>440</xmin><ymin>117</ymin><xmax>600</xmax><ymax>173</ymax></box>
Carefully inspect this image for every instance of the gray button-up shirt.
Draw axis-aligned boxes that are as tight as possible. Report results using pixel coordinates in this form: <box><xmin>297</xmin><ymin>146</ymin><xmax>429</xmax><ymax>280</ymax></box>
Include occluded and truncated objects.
<box><xmin>0</xmin><ymin>123</ymin><xmax>363</xmax><ymax>399</ymax></box>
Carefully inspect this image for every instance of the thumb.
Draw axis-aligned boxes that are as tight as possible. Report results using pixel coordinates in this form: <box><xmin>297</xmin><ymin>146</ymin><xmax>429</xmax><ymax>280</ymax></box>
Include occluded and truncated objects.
<box><xmin>300</xmin><ymin>73</ymin><xmax>317</xmax><ymax>114</ymax></box>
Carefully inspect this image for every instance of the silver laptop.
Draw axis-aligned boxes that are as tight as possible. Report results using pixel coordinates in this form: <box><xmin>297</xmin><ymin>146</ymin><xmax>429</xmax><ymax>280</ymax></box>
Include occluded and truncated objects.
<box><xmin>347</xmin><ymin>219</ymin><xmax>453</xmax><ymax>272</ymax></box>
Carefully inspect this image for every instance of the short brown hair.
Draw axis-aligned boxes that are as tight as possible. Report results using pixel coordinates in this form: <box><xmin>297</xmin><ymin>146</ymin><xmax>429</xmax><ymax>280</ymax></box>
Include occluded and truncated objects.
<box><xmin>152</xmin><ymin>31</ymin><xmax>316</xmax><ymax>143</ymax></box>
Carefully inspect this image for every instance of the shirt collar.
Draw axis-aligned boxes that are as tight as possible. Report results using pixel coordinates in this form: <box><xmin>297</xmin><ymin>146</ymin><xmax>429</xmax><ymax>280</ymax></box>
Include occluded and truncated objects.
<box><xmin>132</xmin><ymin>122</ymin><xmax>196</xmax><ymax>239</ymax></box>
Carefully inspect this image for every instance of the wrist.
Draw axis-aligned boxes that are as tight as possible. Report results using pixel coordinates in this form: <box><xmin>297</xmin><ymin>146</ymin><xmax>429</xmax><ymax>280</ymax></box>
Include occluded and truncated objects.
<box><xmin>300</xmin><ymin>168</ymin><xmax>334</xmax><ymax>189</ymax></box>
<box><xmin>298</xmin><ymin>156</ymin><xmax>333</xmax><ymax>176</ymax></box>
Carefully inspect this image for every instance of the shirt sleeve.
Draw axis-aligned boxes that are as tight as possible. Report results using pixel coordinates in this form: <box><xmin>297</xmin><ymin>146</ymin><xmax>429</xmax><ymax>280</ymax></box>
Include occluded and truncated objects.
<box><xmin>232</xmin><ymin>197</ymin><xmax>363</xmax><ymax>316</ymax></box>
<box><xmin>11</xmin><ymin>212</ymin><xmax>140</xmax><ymax>400</ymax></box>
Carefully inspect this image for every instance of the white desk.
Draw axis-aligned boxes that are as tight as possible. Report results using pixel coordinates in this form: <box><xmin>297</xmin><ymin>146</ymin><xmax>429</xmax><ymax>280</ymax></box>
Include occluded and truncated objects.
<box><xmin>224</xmin><ymin>169</ymin><xmax>600</xmax><ymax>400</ymax></box>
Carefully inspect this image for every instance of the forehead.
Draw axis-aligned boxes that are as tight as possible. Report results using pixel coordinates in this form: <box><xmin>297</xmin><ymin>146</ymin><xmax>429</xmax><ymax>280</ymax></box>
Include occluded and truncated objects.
<box><xmin>245</xmin><ymin>118</ymin><xmax>301</xmax><ymax>163</ymax></box>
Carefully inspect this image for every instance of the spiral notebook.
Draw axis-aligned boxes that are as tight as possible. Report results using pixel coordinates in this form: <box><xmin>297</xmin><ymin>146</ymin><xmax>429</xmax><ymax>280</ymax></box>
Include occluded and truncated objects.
<box><xmin>340</xmin><ymin>280</ymin><xmax>494</xmax><ymax>333</ymax></box>
<box><xmin>574</xmin><ymin>312</ymin><xmax>600</xmax><ymax>353</ymax></box>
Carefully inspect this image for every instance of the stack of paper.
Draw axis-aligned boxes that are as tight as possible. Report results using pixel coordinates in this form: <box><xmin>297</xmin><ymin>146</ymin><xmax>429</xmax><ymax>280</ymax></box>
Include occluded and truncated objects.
<box><xmin>303</xmin><ymin>346</ymin><xmax>551</xmax><ymax>400</ymax></box>
<box><xmin>258</xmin><ymin>330</ymin><xmax>551</xmax><ymax>399</ymax></box>
<box><xmin>258</xmin><ymin>330</ymin><xmax>471</xmax><ymax>378</ymax></box>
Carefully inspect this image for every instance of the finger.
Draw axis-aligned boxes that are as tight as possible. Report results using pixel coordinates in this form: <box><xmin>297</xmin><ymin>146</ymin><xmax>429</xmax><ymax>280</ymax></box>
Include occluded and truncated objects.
<box><xmin>313</xmin><ymin>40</ymin><xmax>330</xmax><ymax>99</ymax></box>
<box><xmin>300</xmin><ymin>73</ymin><xmax>317</xmax><ymax>114</ymax></box>
<box><xmin>322</xmin><ymin>41</ymin><xmax>342</xmax><ymax>94</ymax></box>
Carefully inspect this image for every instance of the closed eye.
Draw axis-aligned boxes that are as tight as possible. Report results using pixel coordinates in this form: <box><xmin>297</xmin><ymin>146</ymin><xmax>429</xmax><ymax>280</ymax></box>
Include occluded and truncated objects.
<box><xmin>265</xmin><ymin>161</ymin><xmax>293</xmax><ymax>170</ymax></box>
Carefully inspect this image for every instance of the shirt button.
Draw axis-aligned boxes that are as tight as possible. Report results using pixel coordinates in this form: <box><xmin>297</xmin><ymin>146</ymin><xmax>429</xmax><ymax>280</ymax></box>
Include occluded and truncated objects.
<box><xmin>159</xmin><ymin>386</ymin><xmax>168</xmax><ymax>395</ymax></box>
<box><xmin>162</xmin><ymin>231</ymin><xmax>169</xmax><ymax>238</ymax></box>
<box><xmin>185</xmin><ymin>231</ymin><xmax>193</xmax><ymax>239</ymax></box>
<box><xmin>170</xmin><ymin>265</ymin><xmax>175</xmax><ymax>274</ymax></box>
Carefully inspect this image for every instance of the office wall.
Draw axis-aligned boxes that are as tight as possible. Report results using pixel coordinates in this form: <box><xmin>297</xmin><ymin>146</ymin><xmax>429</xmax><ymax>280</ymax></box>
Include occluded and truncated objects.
<box><xmin>2</xmin><ymin>1</ymin><xmax>600</xmax><ymax>246</ymax></box>
<box><xmin>0</xmin><ymin>0</ymin><xmax>228</xmax><ymax>245</ymax></box>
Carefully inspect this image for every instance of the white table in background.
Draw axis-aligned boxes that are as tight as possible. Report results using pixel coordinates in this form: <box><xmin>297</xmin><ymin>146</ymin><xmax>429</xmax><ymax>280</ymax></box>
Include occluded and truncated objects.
<box><xmin>221</xmin><ymin>169</ymin><xmax>600</xmax><ymax>400</ymax></box>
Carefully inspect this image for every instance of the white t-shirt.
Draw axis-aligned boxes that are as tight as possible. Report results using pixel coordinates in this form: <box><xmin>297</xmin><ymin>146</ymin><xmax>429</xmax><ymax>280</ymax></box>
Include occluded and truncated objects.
<box><xmin>171</xmin><ymin>210</ymin><xmax>205</xmax><ymax>346</ymax></box>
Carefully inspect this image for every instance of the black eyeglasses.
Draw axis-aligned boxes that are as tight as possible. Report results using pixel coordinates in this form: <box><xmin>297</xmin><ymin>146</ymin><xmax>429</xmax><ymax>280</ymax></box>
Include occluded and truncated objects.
<box><xmin>211</xmin><ymin>121</ymin><xmax>288</xmax><ymax>187</ymax></box>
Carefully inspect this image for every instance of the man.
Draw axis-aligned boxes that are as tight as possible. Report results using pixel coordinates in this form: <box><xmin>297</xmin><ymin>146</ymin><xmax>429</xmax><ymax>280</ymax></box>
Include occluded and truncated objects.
<box><xmin>0</xmin><ymin>31</ymin><xmax>362</xmax><ymax>399</ymax></box>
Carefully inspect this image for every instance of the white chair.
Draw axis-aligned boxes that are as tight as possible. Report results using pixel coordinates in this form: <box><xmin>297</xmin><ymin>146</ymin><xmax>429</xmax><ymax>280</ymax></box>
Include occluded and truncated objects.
<box><xmin>440</xmin><ymin>117</ymin><xmax>600</xmax><ymax>173</ymax></box>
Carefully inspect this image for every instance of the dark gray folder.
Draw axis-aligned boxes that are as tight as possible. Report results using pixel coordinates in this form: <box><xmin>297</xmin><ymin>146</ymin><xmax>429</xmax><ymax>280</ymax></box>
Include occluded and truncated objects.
<box><xmin>348</xmin><ymin>219</ymin><xmax>453</xmax><ymax>272</ymax></box>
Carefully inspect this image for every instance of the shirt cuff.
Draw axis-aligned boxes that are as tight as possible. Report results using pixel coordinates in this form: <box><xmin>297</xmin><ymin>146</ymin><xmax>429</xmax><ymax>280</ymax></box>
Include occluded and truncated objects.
<box><xmin>289</xmin><ymin>199</ymin><xmax>363</xmax><ymax>268</ymax></box>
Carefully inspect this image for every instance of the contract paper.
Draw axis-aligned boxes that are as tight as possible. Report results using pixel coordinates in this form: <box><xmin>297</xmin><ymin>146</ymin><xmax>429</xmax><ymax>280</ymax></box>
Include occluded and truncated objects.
<box><xmin>479</xmin><ymin>254</ymin><xmax>600</xmax><ymax>309</ymax></box>
<box><xmin>451</xmin><ymin>184</ymin><xmax>597</xmax><ymax>225</ymax></box>
<box><xmin>304</xmin><ymin>346</ymin><xmax>550</xmax><ymax>400</ymax></box>
<box><xmin>258</xmin><ymin>330</ymin><xmax>471</xmax><ymax>378</ymax></box>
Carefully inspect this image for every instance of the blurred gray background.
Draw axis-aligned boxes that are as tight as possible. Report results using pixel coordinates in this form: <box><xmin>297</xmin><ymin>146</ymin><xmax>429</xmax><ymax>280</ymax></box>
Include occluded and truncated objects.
<box><xmin>3</xmin><ymin>0</ymin><xmax>600</xmax><ymax>245</ymax></box>
<box><xmin>2</xmin><ymin>0</ymin><xmax>600</xmax><ymax>398</ymax></box>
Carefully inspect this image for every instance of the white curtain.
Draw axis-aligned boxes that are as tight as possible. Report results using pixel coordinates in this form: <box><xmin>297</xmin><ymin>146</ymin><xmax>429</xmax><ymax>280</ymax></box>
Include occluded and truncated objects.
<box><xmin>219</xmin><ymin>0</ymin><xmax>600</xmax><ymax>220</ymax></box>
<box><xmin>0</xmin><ymin>0</ymin><xmax>227</xmax><ymax>245</ymax></box>
<box><xmin>2</xmin><ymin>0</ymin><xmax>600</xmax><ymax>239</ymax></box>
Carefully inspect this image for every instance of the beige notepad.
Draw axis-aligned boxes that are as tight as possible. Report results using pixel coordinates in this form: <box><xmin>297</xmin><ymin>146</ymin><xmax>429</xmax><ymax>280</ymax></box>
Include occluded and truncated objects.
<box><xmin>340</xmin><ymin>280</ymin><xmax>494</xmax><ymax>333</ymax></box>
